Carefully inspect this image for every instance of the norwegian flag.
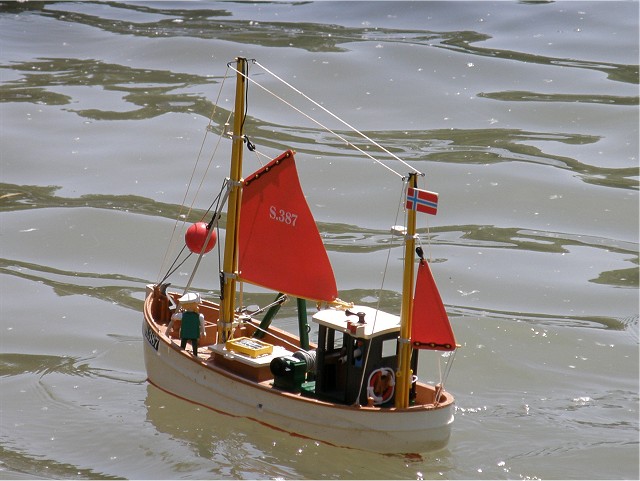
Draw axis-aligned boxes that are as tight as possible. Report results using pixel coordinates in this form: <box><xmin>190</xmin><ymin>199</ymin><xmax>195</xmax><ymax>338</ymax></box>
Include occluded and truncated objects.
<box><xmin>406</xmin><ymin>187</ymin><xmax>439</xmax><ymax>215</ymax></box>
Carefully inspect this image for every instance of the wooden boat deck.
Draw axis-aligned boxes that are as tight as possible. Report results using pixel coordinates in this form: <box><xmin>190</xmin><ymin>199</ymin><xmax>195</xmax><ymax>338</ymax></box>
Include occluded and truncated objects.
<box><xmin>149</xmin><ymin>289</ymin><xmax>451</xmax><ymax>410</ymax></box>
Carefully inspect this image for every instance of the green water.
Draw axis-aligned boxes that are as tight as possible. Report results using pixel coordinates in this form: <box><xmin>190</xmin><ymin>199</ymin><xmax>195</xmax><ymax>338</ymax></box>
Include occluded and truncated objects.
<box><xmin>1</xmin><ymin>2</ymin><xmax>638</xmax><ymax>479</ymax></box>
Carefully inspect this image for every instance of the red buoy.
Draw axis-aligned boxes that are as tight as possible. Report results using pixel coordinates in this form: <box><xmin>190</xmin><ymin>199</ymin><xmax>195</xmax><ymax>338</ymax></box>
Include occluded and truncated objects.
<box><xmin>185</xmin><ymin>222</ymin><xmax>217</xmax><ymax>254</ymax></box>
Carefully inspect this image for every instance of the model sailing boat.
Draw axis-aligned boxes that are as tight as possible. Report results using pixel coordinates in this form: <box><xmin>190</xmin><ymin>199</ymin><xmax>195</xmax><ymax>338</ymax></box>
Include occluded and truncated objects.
<box><xmin>143</xmin><ymin>57</ymin><xmax>458</xmax><ymax>454</ymax></box>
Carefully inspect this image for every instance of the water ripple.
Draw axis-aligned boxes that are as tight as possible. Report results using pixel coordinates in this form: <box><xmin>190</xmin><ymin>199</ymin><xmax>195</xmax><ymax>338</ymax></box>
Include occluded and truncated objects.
<box><xmin>26</xmin><ymin>3</ymin><xmax>639</xmax><ymax>85</ymax></box>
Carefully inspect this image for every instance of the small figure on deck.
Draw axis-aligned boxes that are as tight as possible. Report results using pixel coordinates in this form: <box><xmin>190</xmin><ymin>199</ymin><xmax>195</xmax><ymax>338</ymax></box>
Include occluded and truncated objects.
<box><xmin>167</xmin><ymin>292</ymin><xmax>205</xmax><ymax>357</ymax></box>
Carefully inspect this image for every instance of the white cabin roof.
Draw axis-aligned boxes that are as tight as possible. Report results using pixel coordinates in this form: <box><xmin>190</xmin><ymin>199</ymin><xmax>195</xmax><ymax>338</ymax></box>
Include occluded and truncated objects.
<box><xmin>312</xmin><ymin>305</ymin><xmax>400</xmax><ymax>340</ymax></box>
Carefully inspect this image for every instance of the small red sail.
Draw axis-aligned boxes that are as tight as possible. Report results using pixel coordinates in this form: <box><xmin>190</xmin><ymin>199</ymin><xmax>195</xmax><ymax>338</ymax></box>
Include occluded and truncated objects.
<box><xmin>411</xmin><ymin>259</ymin><xmax>456</xmax><ymax>350</ymax></box>
<box><xmin>238</xmin><ymin>150</ymin><xmax>338</xmax><ymax>302</ymax></box>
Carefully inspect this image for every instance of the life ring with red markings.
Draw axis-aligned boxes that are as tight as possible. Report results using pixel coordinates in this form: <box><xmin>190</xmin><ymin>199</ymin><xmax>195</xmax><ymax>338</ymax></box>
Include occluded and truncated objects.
<box><xmin>366</xmin><ymin>367</ymin><xmax>395</xmax><ymax>405</ymax></box>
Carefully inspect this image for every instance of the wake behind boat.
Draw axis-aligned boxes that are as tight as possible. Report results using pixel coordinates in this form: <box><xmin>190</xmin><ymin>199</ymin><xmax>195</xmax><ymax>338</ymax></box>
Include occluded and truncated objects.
<box><xmin>143</xmin><ymin>57</ymin><xmax>458</xmax><ymax>454</ymax></box>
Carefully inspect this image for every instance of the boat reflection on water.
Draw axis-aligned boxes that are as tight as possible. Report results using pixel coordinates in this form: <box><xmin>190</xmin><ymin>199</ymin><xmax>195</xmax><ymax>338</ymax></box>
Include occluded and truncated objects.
<box><xmin>144</xmin><ymin>383</ymin><xmax>395</xmax><ymax>477</ymax></box>
<box><xmin>143</xmin><ymin>383</ymin><xmax>302</xmax><ymax>463</ymax></box>
<box><xmin>143</xmin><ymin>383</ymin><xmax>446</xmax><ymax>474</ymax></box>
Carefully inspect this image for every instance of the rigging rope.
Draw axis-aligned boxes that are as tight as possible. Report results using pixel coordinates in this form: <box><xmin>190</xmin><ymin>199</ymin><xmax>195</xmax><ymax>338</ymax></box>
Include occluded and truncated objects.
<box><xmin>243</xmin><ymin>317</ymin><xmax>309</xmax><ymax>353</ymax></box>
<box><xmin>253</xmin><ymin>60</ymin><xmax>421</xmax><ymax>177</ymax></box>
<box><xmin>181</xmin><ymin>178</ymin><xmax>231</xmax><ymax>295</ymax></box>
<box><xmin>156</xmin><ymin>65</ymin><xmax>232</xmax><ymax>284</ymax></box>
<box><xmin>227</xmin><ymin>60</ymin><xmax>415</xmax><ymax>179</ymax></box>
<box><xmin>435</xmin><ymin>349</ymin><xmax>457</xmax><ymax>406</ymax></box>
<box><xmin>159</xmin><ymin>247</ymin><xmax>191</xmax><ymax>285</ymax></box>
<box><xmin>352</xmin><ymin>185</ymin><xmax>407</xmax><ymax>404</ymax></box>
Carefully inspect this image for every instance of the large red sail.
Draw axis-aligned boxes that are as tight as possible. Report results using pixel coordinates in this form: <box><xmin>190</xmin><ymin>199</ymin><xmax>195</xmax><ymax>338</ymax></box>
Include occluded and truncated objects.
<box><xmin>238</xmin><ymin>150</ymin><xmax>338</xmax><ymax>302</ymax></box>
<box><xmin>411</xmin><ymin>259</ymin><xmax>456</xmax><ymax>350</ymax></box>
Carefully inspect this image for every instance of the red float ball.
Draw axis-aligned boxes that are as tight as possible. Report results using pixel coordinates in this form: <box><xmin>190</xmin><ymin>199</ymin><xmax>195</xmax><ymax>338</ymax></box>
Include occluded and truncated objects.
<box><xmin>185</xmin><ymin>222</ymin><xmax>217</xmax><ymax>254</ymax></box>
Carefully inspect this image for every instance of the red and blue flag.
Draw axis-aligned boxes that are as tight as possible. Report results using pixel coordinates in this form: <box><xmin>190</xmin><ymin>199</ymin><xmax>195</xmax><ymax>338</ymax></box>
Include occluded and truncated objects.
<box><xmin>406</xmin><ymin>187</ymin><xmax>438</xmax><ymax>215</ymax></box>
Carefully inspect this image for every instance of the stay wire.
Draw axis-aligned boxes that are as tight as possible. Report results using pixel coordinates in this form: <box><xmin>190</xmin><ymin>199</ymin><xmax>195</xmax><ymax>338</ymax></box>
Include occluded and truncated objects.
<box><xmin>353</xmin><ymin>183</ymin><xmax>407</xmax><ymax>404</ymax></box>
<box><xmin>156</xmin><ymin>65</ymin><xmax>231</xmax><ymax>284</ymax></box>
<box><xmin>252</xmin><ymin>60</ymin><xmax>421</xmax><ymax>176</ymax></box>
<box><xmin>183</xmin><ymin>178</ymin><xmax>233</xmax><ymax>296</ymax></box>
<box><xmin>158</xmin><ymin>175</ymin><xmax>229</xmax><ymax>286</ymax></box>
<box><xmin>435</xmin><ymin>349</ymin><xmax>457</xmax><ymax>407</ymax></box>
<box><xmin>227</xmin><ymin>61</ymin><xmax>406</xmax><ymax>179</ymax></box>
<box><xmin>159</xmin><ymin>247</ymin><xmax>192</xmax><ymax>285</ymax></box>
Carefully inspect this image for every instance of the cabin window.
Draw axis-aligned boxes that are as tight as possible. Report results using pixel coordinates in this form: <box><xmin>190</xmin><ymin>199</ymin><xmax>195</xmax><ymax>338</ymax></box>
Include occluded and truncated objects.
<box><xmin>326</xmin><ymin>328</ymin><xmax>335</xmax><ymax>350</ymax></box>
<box><xmin>319</xmin><ymin>326</ymin><xmax>344</xmax><ymax>353</ymax></box>
<box><xmin>382</xmin><ymin>337</ymin><xmax>397</xmax><ymax>359</ymax></box>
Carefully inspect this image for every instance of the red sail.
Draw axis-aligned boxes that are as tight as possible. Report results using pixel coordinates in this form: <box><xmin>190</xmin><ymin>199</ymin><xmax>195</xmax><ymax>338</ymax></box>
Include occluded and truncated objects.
<box><xmin>238</xmin><ymin>150</ymin><xmax>338</xmax><ymax>302</ymax></box>
<box><xmin>411</xmin><ymin>259</ymin><xmax>456</xmax><ymax>351</ymax></box>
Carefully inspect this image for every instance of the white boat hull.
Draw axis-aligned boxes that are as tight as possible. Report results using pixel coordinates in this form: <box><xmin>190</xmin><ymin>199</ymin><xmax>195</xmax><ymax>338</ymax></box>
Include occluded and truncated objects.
<box><xmin>143</xmin><ymin>294</ymin><xmax>454</xmax><ymax>453</ymax></box>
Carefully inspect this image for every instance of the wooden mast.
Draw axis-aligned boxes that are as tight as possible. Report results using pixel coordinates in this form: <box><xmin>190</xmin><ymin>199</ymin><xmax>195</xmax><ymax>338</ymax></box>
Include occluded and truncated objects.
<box><xmin>218</xmin><ymin>57</ymin><xmax>248</xmax><ymax>344</ymax></box>
<box><xmin>395</xmin><ymin>173</ymin><xmax>418</xmax><ymax>408</ymax></box>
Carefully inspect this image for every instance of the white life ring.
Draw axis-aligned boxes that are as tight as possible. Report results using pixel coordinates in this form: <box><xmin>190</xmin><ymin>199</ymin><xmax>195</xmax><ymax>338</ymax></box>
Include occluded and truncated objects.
<box><xmin>367</xmin><ymin>367</ymin><xmax>395</xmax><ymax>405</ymax></box>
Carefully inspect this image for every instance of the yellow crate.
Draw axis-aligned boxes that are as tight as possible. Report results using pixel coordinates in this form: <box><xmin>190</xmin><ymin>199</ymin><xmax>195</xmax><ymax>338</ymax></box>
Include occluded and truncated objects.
<box><xmin>226</xmin><ymin>336</ymin><xmax>273</xmax><ymax>358</ymax></box>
